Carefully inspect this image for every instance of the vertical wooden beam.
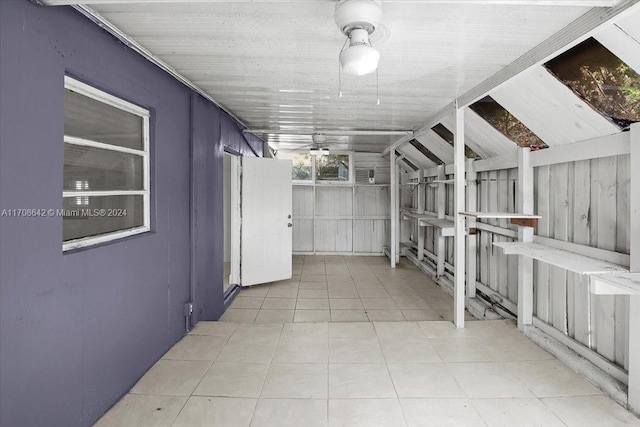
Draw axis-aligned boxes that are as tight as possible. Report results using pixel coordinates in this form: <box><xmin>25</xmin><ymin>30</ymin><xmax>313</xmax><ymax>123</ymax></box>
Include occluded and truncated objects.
<box><xmin>454</xmin><ymin>102</ymin><xmax>466</xmax><ymax>328</ymax></box>
<box><xmin>517</xmin><ymin>147</ymin><xmax>534</xmax><ymax>331</ymax></box>
<box><xmin>466</xmin><ymin>158</ymin><xmax>477</xmax><ymax>301</ymax></box>
<box><xmin>417</xmin><ymin>170</ymin><xmax>425</xmax><ymax>261</ymax></box>
<box><xmin>390</xmin><ymin>150</ymin><xmax>397</xmax><ymax>268</ymax></box>
<box><xmin>436</xmin><ymin>165</ymin><xmax>446</xmax><ymax>277</ymax></box>
<box><xmin>629</xmin><ymin>123</ymin><xmax>640</xmax><ymax>413</ymax></box>
<box><xmin>396</xmin><ymin>165</ymin><xmax>401</xmax><ymax>264</ymax></box>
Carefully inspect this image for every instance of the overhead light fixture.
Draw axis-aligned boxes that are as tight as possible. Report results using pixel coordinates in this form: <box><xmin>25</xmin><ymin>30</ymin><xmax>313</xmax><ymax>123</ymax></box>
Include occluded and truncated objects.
<box><xmin>335</xmin><ymin>0</ymin><xmax>383</xmax><ymax>77</ymax></box>
<box><xmin>310</xmin><ymin>147</ymin><xmax>330</xmax><ymax>156</ymax></box>
<box><xmin>309</xmin><ymin>134</ymin><xmax>329</xmax><ymax>156</ymax></box>
<box><xmin>339</xmin><ymin>28</ymin><xmax>379</xmax><ymax>76</ymax></box>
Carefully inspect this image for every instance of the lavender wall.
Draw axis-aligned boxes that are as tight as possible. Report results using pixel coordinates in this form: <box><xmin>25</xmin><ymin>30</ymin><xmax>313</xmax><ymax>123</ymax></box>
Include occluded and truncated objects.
<box><xmin>0</xmin><ymin>2</ymin><xmax>262</xmax><ymax>426</ymax></box>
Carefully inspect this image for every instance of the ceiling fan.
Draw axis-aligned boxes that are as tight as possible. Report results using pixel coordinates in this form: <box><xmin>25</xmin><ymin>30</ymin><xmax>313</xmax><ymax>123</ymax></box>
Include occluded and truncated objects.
<box><xmin>307</xmin><ymin>134</ymin><xmax>330</xmax><ymax>156</ymax></box>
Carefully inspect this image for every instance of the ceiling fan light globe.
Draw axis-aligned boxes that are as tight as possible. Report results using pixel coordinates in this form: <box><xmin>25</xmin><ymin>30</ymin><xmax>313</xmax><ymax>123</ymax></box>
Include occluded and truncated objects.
<box><xmin>340</xmin><ymin>45</ymin><xmax>380</xmax><ymax>76</ymax></box>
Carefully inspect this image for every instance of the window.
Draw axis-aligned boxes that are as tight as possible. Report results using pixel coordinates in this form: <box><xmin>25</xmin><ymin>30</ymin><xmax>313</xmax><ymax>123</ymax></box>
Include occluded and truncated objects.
<box><xmin>277</xmin><ymin>151</ymin><xmax>353</xmax><ymax>183</ymax></box>
<box><xmin>63</xmin><ymin>77</ymin><xmax>150</xmax><ymax>250</ymax></box>
<box><xmin>277</xmin><ymin>152</ymin><xmax>313</xmax><ymax>182</ymax></box>
<box><xmin>469</xmin><ymin>96</ymin><xmax>545</xmax><ymax>148</ymax></box>
<box><xmin>431</xmin><ymin>123</ymin><xmax>478</xmax><ymax>158</ymax></box>
<box><xmin>316</xmin><ymin>154</ymin><xmax>350</xmax><ymax>182</ymax></box>
<box><xmin>545</xmin><ymin>37</ymin><xmax>640</xmax><ymax>128</ymax></box>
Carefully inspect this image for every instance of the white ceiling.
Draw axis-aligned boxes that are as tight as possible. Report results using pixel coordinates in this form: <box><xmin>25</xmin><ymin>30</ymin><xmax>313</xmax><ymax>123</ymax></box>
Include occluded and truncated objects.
<box><xmin>62</xmin><ymin>1</ymin><xmax>606</xmax><ymax>152</ymax></box>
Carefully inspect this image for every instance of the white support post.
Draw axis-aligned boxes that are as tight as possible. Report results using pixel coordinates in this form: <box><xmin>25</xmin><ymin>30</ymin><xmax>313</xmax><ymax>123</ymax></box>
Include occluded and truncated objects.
<box><xmin>417</xmin><ymin>170</ymin><xmax>425</xmax><ymax>261</ymax></box>
<box><xmin>453</xmin><ymin>102</ymin><xmax>466</xmax><ymax>328</ymax></box>
<box><xmin>436</xmin><ymin>165</ymin><xmax>446</xmax><ymax>277</ymax></box>
<box><xmin>629</xmin><ymin>123</ymin><xmax>640</xmax><ymax>413</ymax></box>
<box><xmin>395</xmin><ymin>165</ymin><xmax>401</xmax><ymax>264</ymax></box>
<box><xmin>517</xmin><ymin>147</ymin><xmax>534</xmax><ymax>331</ymax></box>
<box><xmin>466</xmin><ymin>158</ymin><xmax>477</xmax><ymax>302</ymax></box>
<box><xmin>390</xmin><ymin>150</ymin><xmax>397</xmax><ymax>268</ymax></box>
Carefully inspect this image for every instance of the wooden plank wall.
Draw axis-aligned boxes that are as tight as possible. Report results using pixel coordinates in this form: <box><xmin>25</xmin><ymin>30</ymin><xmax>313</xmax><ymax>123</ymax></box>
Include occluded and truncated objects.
<box><xmin>534</xmin><ymin>154</ymin><xmax>630</xmax><ymax>370</ymax></box>
<box><xmin>292</xmin><ymin>153</ymin><xmax>390</xmax><ymax>254</ymax></box>
<box><xmin>407</xmin><ymin>154</ymin><xmax>630</xmax><ymax>370</ymax></box>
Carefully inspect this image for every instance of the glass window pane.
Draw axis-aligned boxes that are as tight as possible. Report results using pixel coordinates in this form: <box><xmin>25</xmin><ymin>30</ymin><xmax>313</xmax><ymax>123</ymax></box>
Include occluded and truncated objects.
<box><xmin>277</xmin><ymin>152</ymin><xmax>313</xmax><ymax>181</ymax></box>
<box><xmin>545</xmin><ymin>37</ymin><xmax>640</xmax><ymax>127</ymax></box>
<box><xmin>316</xmin><ymin>154</ymin><xmax>349</xmax><ymax>181</ymax></box>
<box><xmin>64</xmin><ymin>89</ymin><xmax>144</xmax><ymax>150</ymax></box>
<box><xmin>63</xmin><ymin>195</ymin><xmax>144</xmax><ymax>242</ymax></box>
<box><xmin>64</xmin><ymin>144</ymin><xmax>144</xmax><ymax>191</ymax></box>
<box><xmin>469</xmin><ymin>96</ymin><xmax>545</xmax><ymax>148</ymax></box>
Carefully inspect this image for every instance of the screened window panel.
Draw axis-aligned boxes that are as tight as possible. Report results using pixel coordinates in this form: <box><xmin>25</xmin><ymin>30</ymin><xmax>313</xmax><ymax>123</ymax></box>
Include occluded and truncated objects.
<box><xmin>316</xmin><ymin>154</ymin><xmax>349</xmax><ymax>181</ymax></box>
<box><xmin>63</xmin><ymin>195</ymin><xmax>144</xmax><ymax>241</ymax></box>
<box><xmin>64</xmin><ymin>89</ymin><xmax>144</xmax><ymax>150</ymax></box>
<box><xmin>64</xmin><ymin>144</ymin><xmax>144</xmax><ymax>191</ymax></box>
<box><xmin>277</xmin><ymin>152</ymin><xmax>313</xmax><ymax>181</ymax></box>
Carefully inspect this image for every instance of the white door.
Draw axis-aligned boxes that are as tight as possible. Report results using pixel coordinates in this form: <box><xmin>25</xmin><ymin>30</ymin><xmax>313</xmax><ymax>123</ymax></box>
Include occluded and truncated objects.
<box><xmin>239</xmin><ymin>156</ymin><xmax>292</xmax><ymax>286</ymax></box>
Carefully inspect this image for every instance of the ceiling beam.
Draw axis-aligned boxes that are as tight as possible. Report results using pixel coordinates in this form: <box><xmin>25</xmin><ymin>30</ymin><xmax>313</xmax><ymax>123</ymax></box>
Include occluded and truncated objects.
<box><xmin>244</xmin><ymin>129</ymin><xmax>413</xmax><ymax>136</ymax></box>
<box><xmin>39</xmin><ymin>0</ymin><xmax>622</xmax><ymax>5</ymax></box>
<box><xmin>383</xmin><ymin>0</ymin><xmax>639</xmax><ymax>156</ymax></box>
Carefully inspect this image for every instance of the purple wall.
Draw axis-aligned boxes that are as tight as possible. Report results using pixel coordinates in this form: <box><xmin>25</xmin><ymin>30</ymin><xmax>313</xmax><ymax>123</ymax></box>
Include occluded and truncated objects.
<box><xmin>0</xmin><ymin>2</ymin><xmax>263</xmax><ymax>426</ymax></box>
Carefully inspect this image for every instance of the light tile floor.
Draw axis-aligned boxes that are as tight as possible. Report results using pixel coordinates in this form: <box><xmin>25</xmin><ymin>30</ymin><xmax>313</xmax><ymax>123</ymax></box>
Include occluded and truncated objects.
<box><xmin>222</xmin><ymin>255</ymin><xmax>474</xmax><ymax>323</ymax></box>
<box><xmin>94</xmin><ymin>256</ymin><xmax>640</xmax><ymax>427</ymax></box>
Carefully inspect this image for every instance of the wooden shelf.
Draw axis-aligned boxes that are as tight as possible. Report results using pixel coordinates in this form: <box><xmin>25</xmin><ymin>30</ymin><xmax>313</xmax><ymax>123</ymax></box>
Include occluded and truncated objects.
<box><xmin>402</xmin><ymin>210</ymin><xmax>436</xmax><ymax>221</ymax></box>
<box><xmin>590</xmin><ymin>272</ymin><xmax>640</xmax><ymax>295</ymax></box>
<box><xmin>419</xmin><ymin>218</ymin><xmax>455</xmax><ymax>237</ymax></box>
<box><xmin>459</xmin><ymin>211</ymin><xmax>542</xmax><ymax>227</ymax></box>
<box><xmin>493</xmin><ymin>242</ymin><xmax>628</xmax><ymax>276</ymax></box>
<box><xmin>429</xmin><ymin>179</ymin><xmax>454</xmax><ymax>187</ymax></box>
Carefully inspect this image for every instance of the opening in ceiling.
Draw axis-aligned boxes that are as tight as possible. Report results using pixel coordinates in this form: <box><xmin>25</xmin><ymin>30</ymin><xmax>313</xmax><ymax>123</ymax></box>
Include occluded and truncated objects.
<box><xmin>545</xmin><ymin>37</ymin><xmax>640</xmax><ymax>128</ymax></box>
<box><xmin>395</xmin><ymin>151</ymin><xmax>419</xmax><ymax>171</ymax></box>
<box><xmin>407</xmin><ymin>139</ymin><xmax>444</xmax><ymax>165</ymax></box>
<box><xmin>469</xmin><ymin>96</ymin><xmax>546</xmax><ymax>148</ymax></box>
<box><xmin>430</xmin><ymin>123</ymin><xmax>478</xmax><ymax>158</ymax></box>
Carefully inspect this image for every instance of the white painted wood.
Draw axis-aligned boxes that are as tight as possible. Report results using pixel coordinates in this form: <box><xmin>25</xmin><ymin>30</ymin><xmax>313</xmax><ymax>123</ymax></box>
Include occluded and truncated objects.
<box><xmin>491</xmin><ymin>67</ymin><xmax>620</xmax><ymax>146</ymax></box>
<box><xmin>530</xmin><ymin>132</ymin><xmax>630</xmax><ymax>168</ymax></box>
<box><xmin>493</xmin><ymin>242</ymin><xmax>628</xmax><ymax>275</ymax></box>
<box><xmin>397</xmin><ymin>144</ymin><xmax>438</xmax><ymax>170</ymax></box>
<box><xmin>591</xmin><ymin>273</ymin><xmax>640</xmax><ymax>296</ymax></box>
<box><xmin>230</xmin><ymin>156</ymin><xmax>241</xmax><ymax>285</ymax></box>
<box><xmin>420</xmin><ymin>218</ymin><xmax>455</xmax><ymax>236</ymax></box>
<box><xmin>315</xmin><ymin>220</ymin><xmax>352</xmax><ymax>252</ymax></box>
<box><xmin>595</xmin><ymin>23</ymin><xmax>640</xmax><ymax>74</ymax></box>
<box><xmin>592</xmin><ymin>156</ymin><xmax>618</xmax><ymax>363</ymax></box>
<box><xmin>534</xmin><ymin>165</ymin><xmax>551</xmax><ymax>322</ymax></box>
<box><xmin>443</xmin><ymin>111</ymin><xmax>518</xmax><ymax>158</ymax></box>
<box><xmin>460</xmin><ymin>212</ymin><xmax>541</xmax><ymax>219</ymax></box>
<box><xmin>353</xmin><ymin>220</ymin><xmax>388</xmax><ymax>253</ymax></box>
<box><xmin>474</xmin><ymin>152</ymin><xmax>518</xmax><ymax>173</ymax></box>
<box><xmin>549</xmin><ymin>162</ymin><xmax>570</xmax><ymax>333</ymax></box>
<box><xmin>572</xmin><ymin>160</ymin><xmax>594</xmax><ymax>346</ymax></box>
<box><xmin>436</xmin><ymin>166</ymin><xmax>446</xmax><ymax>276</ymax></box>
<box><xmin>466</xmin><ymin>158</ymin><xmax>478</xmax><ymax>301</ymax></box>
<box><xmin>531</xmin><ymin>317</ymin><xmax>629</xmax><ymax>385</ymax></box>
<box><xmin>533</xmin><ymin>236</ymin><xmax>630</xmax><ymax>267</ymax></box>
<box><xmin>240</xmin><ymin>157</ymin><xmax>292</xmax><ymax>286</ymax></box>
<box><xmin>390</xmin><ymin>150</ymin><xmax>397</xmax><ymax>268</ymax></box>
<box><xmin>476</xmin><ymin>222</ymin><xmax>518</xmax><ymax>238</ymax></box>
<box><xmin>517</xmin><ymin>148</ymin><xmax>535</xmax><ymax>330</ymax></box>
<box><xmin>454</xmin><ymin>102</ymin><xmax>466</xmax><ymax>328</ymax></box>
<box><xmin>415</xmin><ymin>132</ymin><xmax>454</xmax><ymax>164</ymax></box>
<box><xmin>629</xmin><ymin>122</ymin><xmax>640</xmax><ymax>413</ymax></box>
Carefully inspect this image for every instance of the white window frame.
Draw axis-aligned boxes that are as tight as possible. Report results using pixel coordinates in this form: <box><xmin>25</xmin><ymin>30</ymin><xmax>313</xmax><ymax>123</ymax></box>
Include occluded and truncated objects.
<box><xmin>63</xmin><ymin>76</ymin><xmax>150</xmax><ymax>251</ymax></box>
<box><xmin>280</xmin><ymin>150</ymin><xmax>354</xmax><ymax>185</ymax></box>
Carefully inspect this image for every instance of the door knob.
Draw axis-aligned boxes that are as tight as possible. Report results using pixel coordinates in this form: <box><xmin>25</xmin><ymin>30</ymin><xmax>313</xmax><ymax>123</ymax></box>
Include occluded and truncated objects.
<box><xmin>288</xmin><ymin>223</ymin><xmax>293</xmax><ymax>227</ymax></box>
